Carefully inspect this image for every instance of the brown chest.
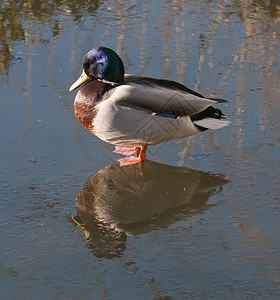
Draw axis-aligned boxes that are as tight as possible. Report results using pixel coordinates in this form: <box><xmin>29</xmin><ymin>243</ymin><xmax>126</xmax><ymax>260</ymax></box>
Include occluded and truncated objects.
<box><xmin>73</xmin><ymin>80</ymin><xmax>114</xmax><ymax>133</ymax></box>
<box><xmin>74</xmin><ymin>101</ymin><xmax>96</xmax><ymax>133</ymax></box>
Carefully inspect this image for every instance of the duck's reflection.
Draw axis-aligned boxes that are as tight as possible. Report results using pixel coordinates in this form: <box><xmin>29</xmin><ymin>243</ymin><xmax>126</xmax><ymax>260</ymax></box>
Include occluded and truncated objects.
<box><xmin>73</xmin><ymin>161</ymin><xmax>229</xmax><ymax>258</ymax></box>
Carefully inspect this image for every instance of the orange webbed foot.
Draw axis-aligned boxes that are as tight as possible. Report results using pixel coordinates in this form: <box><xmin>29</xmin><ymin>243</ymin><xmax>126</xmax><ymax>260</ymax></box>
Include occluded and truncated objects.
<box><xmin>114</xmin><ymin>145</ymin><xmax>148</xmax><ymax>166</ymax></box>
<box><xmin>113</xmin><ymin>146</ymin><xmax>136</xmax><ymax>156</ymax></box>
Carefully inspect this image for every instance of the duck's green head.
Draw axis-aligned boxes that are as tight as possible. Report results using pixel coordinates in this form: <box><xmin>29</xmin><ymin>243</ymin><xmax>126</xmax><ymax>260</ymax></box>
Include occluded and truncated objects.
<box><xmin>69</xmin><ymin>47</ymin><xmax>124</xmax><ymax>91</ymax></box>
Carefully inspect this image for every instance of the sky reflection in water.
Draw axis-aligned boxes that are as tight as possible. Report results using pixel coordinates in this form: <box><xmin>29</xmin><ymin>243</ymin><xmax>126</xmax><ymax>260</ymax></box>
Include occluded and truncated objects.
<box><xmin>0</xmin><ymin>0</ymin><xmax>280</xmax><ymax>298</ymax></box>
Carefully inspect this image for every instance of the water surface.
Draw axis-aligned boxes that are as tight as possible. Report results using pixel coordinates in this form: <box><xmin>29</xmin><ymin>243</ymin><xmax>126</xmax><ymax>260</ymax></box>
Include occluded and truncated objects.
<box><xmin>1</xmin><ymin>0</ymin><xmax>280</xmax><ymax>298</ymax></box>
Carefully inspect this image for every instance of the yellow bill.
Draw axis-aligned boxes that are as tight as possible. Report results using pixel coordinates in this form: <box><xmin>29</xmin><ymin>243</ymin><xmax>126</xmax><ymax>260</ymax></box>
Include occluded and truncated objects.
<box><xmin>69</xmin><ymin>69</ymin><xmax>90</xmax><ymax>92</ymax></box>
<box><xmin>72</xmin><ymin>216</ymin><xmax>90</xmax><ymax>239</ymax></box>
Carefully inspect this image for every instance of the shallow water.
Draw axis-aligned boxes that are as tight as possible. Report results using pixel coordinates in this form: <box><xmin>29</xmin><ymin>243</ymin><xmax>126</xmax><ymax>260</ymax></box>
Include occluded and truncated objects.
<box><xmin>1</xmin><ymin>0</ymin><xmax>280</xmax><ymax>298</ymax></box>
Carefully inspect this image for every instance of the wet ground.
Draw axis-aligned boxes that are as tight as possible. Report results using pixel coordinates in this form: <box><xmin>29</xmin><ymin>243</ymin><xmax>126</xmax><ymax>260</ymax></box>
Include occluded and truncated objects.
<box><xmin>1</xmin><ymin>0</ymin><xmax>280</xmax><ymax>298</ymax></box>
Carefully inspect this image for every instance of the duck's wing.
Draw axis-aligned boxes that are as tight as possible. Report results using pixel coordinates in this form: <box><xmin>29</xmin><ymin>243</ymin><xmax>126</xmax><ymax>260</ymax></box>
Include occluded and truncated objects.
<box><xmin>124</xmin><ymin>75</ymin><xmax>204</xmax><ymax>97</ymax></box>
<box><xmin>124</xmin><ymin>75</ymin><xmax>227</xmax><ymax>103</ymax></box>
<box><xmin>111</xmin><ymin>75</ymin><xmax>226</xmax><ymax>117</ymax></box>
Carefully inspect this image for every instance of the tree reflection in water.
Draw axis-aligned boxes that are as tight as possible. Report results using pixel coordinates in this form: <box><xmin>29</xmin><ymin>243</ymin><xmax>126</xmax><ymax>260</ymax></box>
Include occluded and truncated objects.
<box><xmin>0</xmin><ymin>0</ymin><xmax>100</xmax><ymax>81</ymax></box>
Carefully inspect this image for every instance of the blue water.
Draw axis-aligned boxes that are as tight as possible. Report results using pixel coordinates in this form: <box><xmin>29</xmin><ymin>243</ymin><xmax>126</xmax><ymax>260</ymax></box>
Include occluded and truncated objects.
<box><xmin>1</xmin><ymin>0</ymin><xmax>280</xmax><ymax>298</ymax></box>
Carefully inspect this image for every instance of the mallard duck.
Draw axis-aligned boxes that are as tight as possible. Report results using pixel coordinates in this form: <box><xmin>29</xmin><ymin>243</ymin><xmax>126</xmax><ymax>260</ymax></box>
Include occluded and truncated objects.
<box><xmin>69</xmin><ymin>47</ymin><xmax>229</xmax><ymax>166</ymax></box>
<box><xmin>72</xmin><ymin>161</ymin><xmax>229</xmax><ymax>258</ymax></box>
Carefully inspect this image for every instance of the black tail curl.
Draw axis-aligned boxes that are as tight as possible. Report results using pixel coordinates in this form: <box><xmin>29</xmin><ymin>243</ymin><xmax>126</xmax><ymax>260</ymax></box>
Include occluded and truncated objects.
<box><xmin>190</xmin><ymin>106</ymin><xmax>225</xmax><ymax>131</ymax></box>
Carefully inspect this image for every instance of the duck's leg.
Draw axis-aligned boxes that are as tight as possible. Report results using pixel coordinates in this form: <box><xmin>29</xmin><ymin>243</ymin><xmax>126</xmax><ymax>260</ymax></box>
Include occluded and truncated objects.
<box><xmin>116</xmin><ymin>145</ymin><xmax>148</xmax><ymax>166</ymax></box>
<box><xmin>138</xmin><ymin>145</ymin><xmax>147</xmax><ymax>162</ymax></box>
<box><xmin>134</xmin><ymin>147</ymin><xmax>141</xmax><ymax>157</ymax></box>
